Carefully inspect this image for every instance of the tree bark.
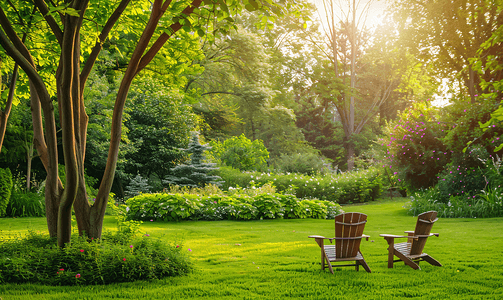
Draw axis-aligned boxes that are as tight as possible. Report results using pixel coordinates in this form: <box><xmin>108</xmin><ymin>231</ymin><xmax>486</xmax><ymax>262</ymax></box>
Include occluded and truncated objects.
<box><xmin>0</xmin><ymin>63</ymin><xmax>18</xmax><ymax>153</ymax></box>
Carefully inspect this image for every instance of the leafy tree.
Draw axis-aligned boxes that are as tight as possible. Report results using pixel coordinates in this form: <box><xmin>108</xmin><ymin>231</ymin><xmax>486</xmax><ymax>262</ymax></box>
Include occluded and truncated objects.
<box><xmin>0</xmin><ymin>0</ymin><xmax>298</xmax><ymax>246</ymax></box>
<box><xmin>124</xmin><ymin>77</ymin><xmax>200</xmax><ymax>180</ymax></box>
<box><xmin>163</xmin><ymin>132</ymin><xmax>222</xmax><ymax>187</ymax></box>
<box><xmin>209</xmin><ymin>133</ymin><xmax>269</xmax><ymax>171</ymax></box>
<box><xmin>392</xmin><ymin>0</ymin><xmax>503</xmax><ymax>102</ymax></box>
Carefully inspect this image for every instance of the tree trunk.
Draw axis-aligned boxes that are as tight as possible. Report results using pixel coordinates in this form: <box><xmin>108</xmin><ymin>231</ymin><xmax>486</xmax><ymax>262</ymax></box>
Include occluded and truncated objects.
<box><xmin>468</xmin><ymin>65</ymin><xmax>476</xmax><ymax>104</ymax></box>
<box><xmin>26</xmin><ymin>142</ymin><xmax>33</xmax><ymax>191</ymax></box>
<box><xmin>347</xmin><ymin>142</ymin><xmax>355</xmax><ymax>171</ymax></box>
<box><xmin>0</xmin><ymin>63</ymin><xmax>18</xmax><ymax>153</ymax></box>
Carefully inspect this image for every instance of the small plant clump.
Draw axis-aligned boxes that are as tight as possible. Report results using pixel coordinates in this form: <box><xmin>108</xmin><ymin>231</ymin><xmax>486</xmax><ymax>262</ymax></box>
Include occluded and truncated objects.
<box><xmin>0</xmin><ymin>220</ymin><xmax>192</xmax><ymax>286</ymax></box>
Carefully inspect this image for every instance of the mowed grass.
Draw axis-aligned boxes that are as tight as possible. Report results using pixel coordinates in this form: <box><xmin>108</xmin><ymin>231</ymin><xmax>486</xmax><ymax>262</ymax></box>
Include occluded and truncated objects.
<box><xmin>1</xmin><ymin>198</ymin><xmax>503</xmax><ymax>299</ymax></box>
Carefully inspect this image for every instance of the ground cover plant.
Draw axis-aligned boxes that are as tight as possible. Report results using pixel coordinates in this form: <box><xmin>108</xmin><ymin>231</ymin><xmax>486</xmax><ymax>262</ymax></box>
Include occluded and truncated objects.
<box><xmin>1</xmin><ymin>198</ymin><xmax>502</xmax><ymax>299</ymax></box>
<box><xmin>125</xmin><ymin>192</ymin><xmax>344</xmax><ymax>221</ymax></box>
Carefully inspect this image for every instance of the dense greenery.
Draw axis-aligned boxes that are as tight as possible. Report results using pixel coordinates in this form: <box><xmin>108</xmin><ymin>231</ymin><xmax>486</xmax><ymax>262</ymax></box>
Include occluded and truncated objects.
<box><xmin>0</xmin><ymin>223</ymin><xmax>192</xmax><ymax>286</ymax></box>
<box><xmin>217</xmin><ymin>166</ymin><xmax>382</xmax><ymax>204</ymax></box>
<box><xmin>0</xmin><ymin>167</ymin><xmax>13</xmax><ymax>217</ymax></box>
<box><xmin>209</xmin><ymin>134</ymin><xmax>269</xmax><ymax>172</ymax></box>
<box><xmin>125</xmin><ymin>191</ymin><xmax>344</xmax><ymax>221</ymax></box>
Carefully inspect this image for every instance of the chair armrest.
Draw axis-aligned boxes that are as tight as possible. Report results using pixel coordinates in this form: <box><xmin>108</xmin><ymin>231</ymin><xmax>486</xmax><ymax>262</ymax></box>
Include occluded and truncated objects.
<box><xmin>308</xmin><ymin>235</ymin><xmax>328</xmax><ymax>239</ymax></box>
<box><xmin>404</xmin><ymin>231</ymin><xmax>414</xmax><ymax>234</ymax></box>
<box><xmin>362</xmin><ymin>234</ymin><xmax>370</xmax><ymax>241</ymax></box>
<box><xmin>415</xmin><ymin>233</ymin><xmax>440</xmax><ymax>238</ymax></box>
<box><xmin>380</xmin><ymin>234</ymin><xmax>411</xmax><ymax>239</ymax></box>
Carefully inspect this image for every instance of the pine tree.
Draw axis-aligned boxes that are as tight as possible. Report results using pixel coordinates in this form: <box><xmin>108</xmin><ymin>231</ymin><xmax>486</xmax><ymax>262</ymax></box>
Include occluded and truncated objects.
<box><xmin>163</xmin><ymin>132</ymin><xmax>222</xmax><ymax>187</ymax></box>
<box><xmin>124</xmin><ymin>173</ymin><xmax>152</xmax><ymax>199</ymax></box>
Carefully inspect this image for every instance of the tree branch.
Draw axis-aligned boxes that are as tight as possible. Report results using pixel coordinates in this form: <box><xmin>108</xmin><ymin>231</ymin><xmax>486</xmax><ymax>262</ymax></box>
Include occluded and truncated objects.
<box><xmin>33</xmin><ymin>0</ymin><xmax>63</xmax><ymax>44</ymax></box>
<box><xmin>136</xmin><ymin>0</ymin><xmax>204</xmax><ymax>74</ymax></box>
<box><xmin>80</xmin><ymin>0</ymin><xmax>132</xmax><ymax>95</ymax></box>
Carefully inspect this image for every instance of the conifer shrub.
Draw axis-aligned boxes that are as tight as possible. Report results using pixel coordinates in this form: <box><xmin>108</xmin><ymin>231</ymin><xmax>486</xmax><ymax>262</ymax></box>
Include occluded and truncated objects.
<box><xmin>163</xmin><ymin>132</ymin><xmax>222</xmax><ymax>187</ymax></box>
<box><xmin>124</xmin><ymin>173</ymin><xmax>153</xmax><ymax>199</ymax></box>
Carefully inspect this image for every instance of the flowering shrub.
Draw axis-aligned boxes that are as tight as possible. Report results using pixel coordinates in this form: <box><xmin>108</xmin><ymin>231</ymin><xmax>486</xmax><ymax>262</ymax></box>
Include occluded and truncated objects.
<box><xmin>0</xmin><ymin>228</ymin><xmax>191</xmax><ymax>285</ymax></box>
<box><xmin>125</xmin><ymin>191</ymin><xmax>344</xmax><ymax>221</ymax></box>
<box><xmin>380</xmin><ymin>101</ymin><xmax>449</xmax><ymax>189</ymax></box>
<box><xmin>217</xmin><ymin>166</ymin><xmax>382</xmax><ymax>204</ymax></box>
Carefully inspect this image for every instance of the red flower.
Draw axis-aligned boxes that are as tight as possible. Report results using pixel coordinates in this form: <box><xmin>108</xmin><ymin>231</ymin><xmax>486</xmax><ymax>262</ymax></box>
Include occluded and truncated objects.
<box><xmin>76</xmin><ymin>274</ymin><xmax>81</xmax><ymax>278</ymax></box>
<box><xmin>80</xmin><ymin>249</ymin><xmax>84</xmax><ymax>253</ymax></box>
<box><xmin>123</xmin><ymin>258</ymin><xmax>126</xmax><ymax>261</ymax></box>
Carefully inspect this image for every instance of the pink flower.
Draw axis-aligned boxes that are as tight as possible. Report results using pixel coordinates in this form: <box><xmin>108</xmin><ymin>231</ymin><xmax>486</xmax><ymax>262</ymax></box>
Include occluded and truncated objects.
<box><xmin>76</xmin><ymin>274</ymin><xmax>81</xmax><ymax>278</ymax></box>
<box><xmin>59</xmin><ymin>268</ymin><xmax>64</xmax><ymax>271</ymax></box>
<box><xmin>188</xmin><ymin>249</ymin><xmax>192</xmax><ymax>252</ymax></box>
<box><xmin>129</xmin><ymin>245</ymin><xmax>134</xmax><ymax>248</ymax></box>
<box><xmin>176</xmin><ymin>245</ymin><xmax>180</xmax><ymax>248</ymax></box>
<box><xmin>123</xmin><ymin>258</ymin><xmax>126</xmax><ymax>261</ymax></box>
<box><xmin>80</xmin><ymin>249</ymin><xmax>84</xmax><ymax>253</ymax></box>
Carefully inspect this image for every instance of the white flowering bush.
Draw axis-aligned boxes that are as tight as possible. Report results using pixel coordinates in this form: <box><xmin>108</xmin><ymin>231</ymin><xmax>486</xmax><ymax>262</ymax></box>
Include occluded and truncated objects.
<box><xmin>218</xmin><ymin>166</ymin><xmax>383</xmax><ymax>204</ymax></box>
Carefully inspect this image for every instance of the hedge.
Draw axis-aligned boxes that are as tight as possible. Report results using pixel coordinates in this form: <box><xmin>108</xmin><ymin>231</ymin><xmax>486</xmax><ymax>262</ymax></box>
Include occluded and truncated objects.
<box><xmin>217</xmin><ymin>167</ymin><xmax>382</xmax><ymax>204</ymax></box>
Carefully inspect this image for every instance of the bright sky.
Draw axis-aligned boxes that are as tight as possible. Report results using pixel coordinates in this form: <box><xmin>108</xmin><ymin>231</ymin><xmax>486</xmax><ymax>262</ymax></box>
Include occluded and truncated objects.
<box><xmin>311</xmin><ymin>0</ymin><xmax>390</xmax><ymax>32</ymax></box>
<box><xmin>310</xmin><ymin>0</ymin><xmax>452</xmax><ymax>107</ymax></box>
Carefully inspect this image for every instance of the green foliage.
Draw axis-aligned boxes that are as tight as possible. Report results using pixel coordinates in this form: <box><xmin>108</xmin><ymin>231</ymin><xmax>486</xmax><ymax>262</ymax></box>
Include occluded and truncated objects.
<box><xmin>0</xmin><ymin>228</ymin><xmax>192</xmax><ymax>285</ymax></box>
<box><xmin>272</xmin><ymin>152</ymin><xmax>331</xmax><ymax>175</ymax></box>
<box><xmin>0</xmin><ymin>168</ymin><xmax>13</xmax><ymax>217</ymax></box>
<box><xmin>218</xmin><ymin>166</ymin><xmax>382</xmax><ymax>204</ymax></box>
<box><xmin>6</xmin><ymin>190</ymin><xmax>45</xmax><ymax>217</ymax></box>
<box><xmin>126</xmin><ymin>193</ymin><xmax>203</xmax><ymax>221</ymax></box>
<box><xmin>407</xmin><ymin>187</ymin><xmax>503</xmax><ymax>219</ymax></box>
<box><xmin>442</xmin><ymin>97</ymin><xmax>503</xmax><ymax>154</ymax></box>
<box><xmin>163</xmin><ymin>132</ymin><xmax>222</xmax><ymax>188</ymax></box>
<box><xmin>209</xmin><ymin>134</ymin><xmax>269</xmax><ymax>171</ymax></box>
<box><xmin>124</xmin><ymin>77</ymin><xmax>200</xmax><ymax>179</ymax></box>
<box><xmin>125</xmin><ymin>191</ymin><xmax>344</xmax><ymax>222</ymax></box>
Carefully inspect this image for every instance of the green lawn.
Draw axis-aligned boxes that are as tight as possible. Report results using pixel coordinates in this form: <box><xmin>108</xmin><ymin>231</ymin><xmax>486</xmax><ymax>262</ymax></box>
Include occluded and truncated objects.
<box><xmin>1</xmin><ymin>198</ymin><xmax>502</xmax><ymax>299</ymax></box>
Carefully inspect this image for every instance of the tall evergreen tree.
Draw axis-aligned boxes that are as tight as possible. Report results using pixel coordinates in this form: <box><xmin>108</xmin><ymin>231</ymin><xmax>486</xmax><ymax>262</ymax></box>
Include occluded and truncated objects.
<box><xmin>163</xmin><ymin>133</ymin><xmax>222</xmax><ymax>187</ymax></box>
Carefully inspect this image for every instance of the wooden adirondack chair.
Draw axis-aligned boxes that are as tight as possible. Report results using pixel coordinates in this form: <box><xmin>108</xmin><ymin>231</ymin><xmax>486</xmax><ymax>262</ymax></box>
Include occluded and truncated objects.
<box><xmin>308</xmin><ymin>212</ymin><xmax>371</xmax><ymax>273</ymax></box>
<box><xmin>380</xmin><ymin>211</ymin><xmax>442</xmax><ymax>270</ymax></box>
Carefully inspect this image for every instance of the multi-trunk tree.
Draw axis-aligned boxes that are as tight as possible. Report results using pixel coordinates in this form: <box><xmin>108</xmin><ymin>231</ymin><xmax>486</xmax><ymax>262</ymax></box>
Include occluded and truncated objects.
<box><xmin>0</xmin><ymin>0</ymin><xmax>296</xmax><ymax>247</ymax></box>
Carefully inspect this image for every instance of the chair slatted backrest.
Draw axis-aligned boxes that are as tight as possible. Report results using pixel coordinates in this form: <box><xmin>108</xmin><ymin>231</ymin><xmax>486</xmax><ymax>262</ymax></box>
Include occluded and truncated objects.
<box><xmin>410</xmin><ymin>211</ymin><xmax>438</xmax><ymax>255</ymax></box>
<box><xmin>334</xmin><ymin>212</ymin><xmax>367</xmax><ymax>258</ymax></box>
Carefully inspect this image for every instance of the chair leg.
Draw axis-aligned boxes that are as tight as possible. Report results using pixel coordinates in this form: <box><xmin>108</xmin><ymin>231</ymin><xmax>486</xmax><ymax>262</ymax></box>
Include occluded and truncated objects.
<box><xmin>322</xmin><ymin>249</ymin><xmax>334</xmax><ymax>274</ymax></box>
<box><xmin>393</xmin><ymin>250</ymin><xmax>420</xmax><ymax>270</ymax></box>
<box><xmin>358</xmin><ymin>256</ymin><xmax>372</xmax><ymax>273</ymax></box>
<box><xmin>422</xmin><ymin>255</ymin><xmax>442</xmax><ymax>267</ymax></box>
<box><xmin>387</xmin><ymin>246</ymin><xmax>395</xmax><ymax>268</ymax></box>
